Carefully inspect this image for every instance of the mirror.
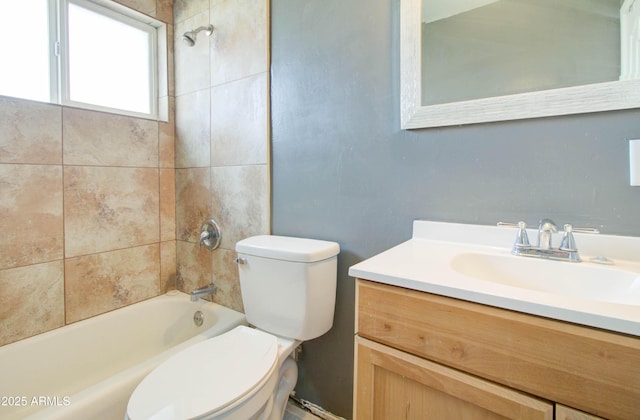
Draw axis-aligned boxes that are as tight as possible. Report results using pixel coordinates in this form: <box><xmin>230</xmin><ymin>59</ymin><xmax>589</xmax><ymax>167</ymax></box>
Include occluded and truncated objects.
<box><xmin>401</xmin><ymin>0</ymin><xmax>640</xmax><ymax>129</ymax></box>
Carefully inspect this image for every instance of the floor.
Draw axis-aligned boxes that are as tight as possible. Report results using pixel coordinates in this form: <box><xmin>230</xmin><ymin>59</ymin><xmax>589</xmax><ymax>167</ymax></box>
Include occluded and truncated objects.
<box><xmin>283</xmin><ymin>399</ymin><xmax>322</xmax><ymax>420</ymax></box>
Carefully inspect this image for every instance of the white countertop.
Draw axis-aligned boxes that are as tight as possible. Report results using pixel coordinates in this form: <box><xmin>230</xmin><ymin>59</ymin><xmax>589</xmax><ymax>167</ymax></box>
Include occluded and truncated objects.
<box><xmin>349</xmin><ymin>221</ymin><xmax>640</xmax><ymax>337</ymax></box>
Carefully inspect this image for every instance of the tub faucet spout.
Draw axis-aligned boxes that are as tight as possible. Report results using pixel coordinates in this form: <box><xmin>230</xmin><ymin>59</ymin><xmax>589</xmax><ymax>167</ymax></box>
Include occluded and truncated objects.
<box><xmin>190</xmin><ymin>283</ymin><xmax>217</xmax><ymax>302</ymax></box>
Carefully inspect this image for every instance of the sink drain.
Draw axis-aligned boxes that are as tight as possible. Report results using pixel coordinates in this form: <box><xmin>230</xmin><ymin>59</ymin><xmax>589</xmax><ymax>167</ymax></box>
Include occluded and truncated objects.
<box><xmin>193</xmin><ymin>310</ymin><xmax>204</xmax><ymax>327</ymax></box>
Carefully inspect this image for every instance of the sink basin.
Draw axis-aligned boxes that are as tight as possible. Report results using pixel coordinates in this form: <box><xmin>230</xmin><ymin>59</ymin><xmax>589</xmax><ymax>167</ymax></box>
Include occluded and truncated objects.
<box><xmin>450</xmin><ymin>252</ymin><xmax>640</xmax><ymax>305</ymax></box>
<box><xmin>349</xmin><ymin>220</ymin><xmax>640</xmax><ymax>336</ymax></box>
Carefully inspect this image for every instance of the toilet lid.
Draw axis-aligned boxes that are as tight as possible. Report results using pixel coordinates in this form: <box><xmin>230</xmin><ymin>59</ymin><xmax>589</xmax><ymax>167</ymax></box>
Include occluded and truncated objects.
<box><xmin>127</xmin><ymin>326</ymin><xmax>278</xmax><ymax>420</ymax></box>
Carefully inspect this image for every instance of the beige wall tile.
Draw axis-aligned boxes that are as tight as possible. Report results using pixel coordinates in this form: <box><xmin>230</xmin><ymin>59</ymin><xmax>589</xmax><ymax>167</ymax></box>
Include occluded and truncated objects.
<box><xmin>166</xmin><ymin>24</ymin><xmax>176</xmax><ymax>98</ymax></box>
<box><xmin>210</xmin><ymin>0</ymin><xmax>268</xmax><ymax>86</ymax></box>
<box><xmin>156</xmin><ymin>0</ymin><xmax>174</xmax><ymax>24</ymax></box>
<box><xmin>65</xmin><ymin>245</ymin><xmax>161</xmax><ymax>323</ymax></box>
<box><xmin>0</xmin><ymin>98</ymin><xmax>62</xmax><ymax>164</ymax></box>
<box><xmin>161</xmin><ymin>240</ymin><xmax>177</xmax><ymax>292</ymax></box>
<box><xmin>211</xmin><ymin>165</ymin><xmax>268</xmax><ymax>249</ymax></box>
<box><xmin>0</xmin><ymin>261</ymin><xmax>64</xmax><ymax>346</ymax></box>
<box><xmin>175</xmin><ymin>89</ymin><xmax>211</xmax><ymax>168</ymax></box>
<box><xmin>63</xmin><ymin>108</ymin><xmax>159</xmax><ymax>167</ymax></box>
<box><xmin>174</xmin><ymin>0</ymin><xmax>208</xmax><ymax>24</ymax></box>
<box><xmin>0</xmin><ymin>164</ymin><xmax>63</xmax><ymax>270</ymax></box>
<box><xmin>176</xmin><ymin>167</ymin><xmax>212</xmax><ymax>242</ymax></box>
<box><xmin>175</xmin><ymin>11</ymin><xmax>211</xmax><ymax>96</ymax></box>
<box><xmin>210</xmin><ymin>248</ymin><xmax>244</xmax><ymax>312</ymax></box>
<box><xmin>211</xmin><ymin>72</ymin><xmax>268</xmax><ymax>166</ymax></box>
<box><xmin>114</xmin><ymin>0</ymin><xmax>156</xmax><ymax>16</ymax></box>
<box><xmin>64</xmin><ymin>166</ymin><xmax>160</xmax><ymax>257</ymax></box>
<box><xmin>160</xmin><ymin>168</ymin><xmax>176</xmax><ymax>241</ymax></box>
<box><xmin>159</xmin><ymin>97</ymin><xmax>176</xmax><ymax>169</ymax></box>
<box><xmin>176</xmin><ymin>239</ymin><xmax>212</xmax><ymax>294</ymax></box>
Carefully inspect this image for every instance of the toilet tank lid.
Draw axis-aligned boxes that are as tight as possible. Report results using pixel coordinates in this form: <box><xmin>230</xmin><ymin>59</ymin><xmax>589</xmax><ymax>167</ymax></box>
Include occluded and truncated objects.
<box><xmin>236</xmin><ymin>235</ymin><xmax>339</xmax><ymax>262</ymax></box>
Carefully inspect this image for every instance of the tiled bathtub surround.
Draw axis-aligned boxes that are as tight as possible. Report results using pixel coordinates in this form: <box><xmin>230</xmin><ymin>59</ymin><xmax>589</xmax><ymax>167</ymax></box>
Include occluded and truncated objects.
<box><xmin>174</xmin><ymin>0</ymin><xmax>270</xmax><ymax>313</ymax></box>
<box><xmin>0</xmin><ymin>0</ymin><xmax>176</xmax><ymax>348</ymax></box>
<box><xmin>0</xmin><ymin>95</ymin><xmax>176</xmax><ymax>346</ymax></box>
<box><xmin>0</xmin><ymin>0</ymin><xmax>269</xmax><ymax>346</ymax></box>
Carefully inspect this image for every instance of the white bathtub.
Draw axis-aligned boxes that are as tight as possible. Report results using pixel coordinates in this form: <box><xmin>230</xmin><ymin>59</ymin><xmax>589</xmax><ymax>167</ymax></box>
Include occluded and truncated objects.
<box><xmin>0</xmin><ymin>291</ymin><xmax>246</xmax><ymax>420</ymax></box>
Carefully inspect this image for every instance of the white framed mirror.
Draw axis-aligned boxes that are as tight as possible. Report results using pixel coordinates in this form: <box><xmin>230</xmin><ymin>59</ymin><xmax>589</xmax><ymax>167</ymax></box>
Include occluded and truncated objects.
<box><xmin>401</xmin><ymin>0</ymin><xmax>640</xmax><ymax>129</ymax></box>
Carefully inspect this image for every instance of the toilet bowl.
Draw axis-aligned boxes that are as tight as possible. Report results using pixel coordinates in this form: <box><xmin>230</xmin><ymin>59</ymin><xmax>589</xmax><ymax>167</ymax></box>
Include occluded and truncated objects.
<box><xmin>126</xmin><ymin>235</ymin><xmax>339</xmax><ymax>420</ymax></box>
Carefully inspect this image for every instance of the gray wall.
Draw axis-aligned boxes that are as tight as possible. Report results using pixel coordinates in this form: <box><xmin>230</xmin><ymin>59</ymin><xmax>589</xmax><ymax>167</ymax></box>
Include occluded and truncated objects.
<box><xmin>270</xmin><ymin>0</ymin><xmax>640</xmax><ymax>417</ymax></box>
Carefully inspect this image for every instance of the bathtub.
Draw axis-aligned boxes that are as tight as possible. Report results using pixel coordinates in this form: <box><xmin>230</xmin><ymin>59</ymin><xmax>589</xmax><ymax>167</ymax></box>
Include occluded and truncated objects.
<box><xmin>0</xmin><ymin>291</ymin><xmax>246</xmax><ymax>420</ymax></box>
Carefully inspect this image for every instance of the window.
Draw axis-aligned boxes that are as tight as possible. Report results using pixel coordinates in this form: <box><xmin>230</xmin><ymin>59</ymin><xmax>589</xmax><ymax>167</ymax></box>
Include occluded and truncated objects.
<box><xmin>0</xmin><ymin>0</ymin><xmax>52</xmax><ymax>103</ymax></box>
<box><xmin>0</xmin><ymin>0</ymin><xmax>165</xmax><ymax>120</ymax></box>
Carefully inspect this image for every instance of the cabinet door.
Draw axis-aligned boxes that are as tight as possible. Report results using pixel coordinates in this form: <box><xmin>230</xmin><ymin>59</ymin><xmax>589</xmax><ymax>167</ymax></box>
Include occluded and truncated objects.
<box><xmin>355</xmin><ymin>336</ymin><xmax>553</xmax><ymax>420</ymax></box>
<box><xmin>356</xmin><ymin>279</ymin><xmax>640</xmax><ymax>419</ymax></box>
<box><xmin>556</xmin><ymin>405</ymin><xmax>605</xmax><ymax>420</ymax></box>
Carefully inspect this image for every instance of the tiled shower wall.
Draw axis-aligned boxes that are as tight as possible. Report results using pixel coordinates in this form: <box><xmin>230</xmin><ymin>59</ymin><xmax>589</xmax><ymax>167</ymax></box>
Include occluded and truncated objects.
<box><xmin>0</xmin><ymin>0</ymin><xmax>176</xmax><ymax>347</ymax></box>
<box><xmin>0</xmin><ymin>0</ymin><xmax>268</xmax><ymax>348</ymax></box>
<box><xmin>173</xmin><ymin>0</ymin><xmax>270</xmax><ymax>312</ymax></box>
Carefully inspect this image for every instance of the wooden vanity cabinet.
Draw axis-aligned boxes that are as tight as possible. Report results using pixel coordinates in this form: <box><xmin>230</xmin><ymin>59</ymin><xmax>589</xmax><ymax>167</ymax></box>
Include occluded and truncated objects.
<box><xmin>354</xmin><ymin>279</ymin><xmax>640</xmax><ymax>420</ymax></box>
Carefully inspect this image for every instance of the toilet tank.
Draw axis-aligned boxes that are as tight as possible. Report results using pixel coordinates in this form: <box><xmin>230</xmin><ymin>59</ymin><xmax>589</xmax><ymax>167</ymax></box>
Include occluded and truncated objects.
<box><xmin>235</xmin><ymin>235</ymin><xmax>340</xmax><ymax>341</ymax></box>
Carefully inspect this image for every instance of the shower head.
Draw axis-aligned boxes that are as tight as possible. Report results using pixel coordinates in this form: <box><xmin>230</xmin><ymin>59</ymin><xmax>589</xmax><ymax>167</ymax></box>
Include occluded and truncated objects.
<box><xmin>182</xmin><ymin>24</ymin><xmax>214</xmax><ymax>47</ymax></box>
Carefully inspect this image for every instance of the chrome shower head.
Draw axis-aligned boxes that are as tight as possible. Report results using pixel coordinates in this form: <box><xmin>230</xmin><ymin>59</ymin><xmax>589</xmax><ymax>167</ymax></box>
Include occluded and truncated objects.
<box><xmin>182</xmin><ymin>24</ymin><xmax>214</xmax><ymax>47</ymax></box>
<box><xmin>182</xmin><ymin>32</ymin><xmax>196</xmax><ymax>47</ymax></box>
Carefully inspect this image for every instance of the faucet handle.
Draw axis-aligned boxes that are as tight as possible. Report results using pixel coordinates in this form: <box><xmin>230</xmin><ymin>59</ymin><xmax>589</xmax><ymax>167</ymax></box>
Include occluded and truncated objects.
<box><xmin>497</xmin><ymin>221</ymin><xmax>531</xmax><ymax>248</ymax></box>
<box><xmin>559</xmin><ymin>224</ymin><xmax>599</xmax><ymax>250</ymax></box>
<box><xmin>559</xmin><ymin>224</ymin><xmax>599</xmax><ymax>262</ymax></box>
<box><xmin>559</xmin><ymin>224</ymin><xmax>578</xmax><ymax>251</ymax></box>
<box><xmin>198</xmin><ymin>218</ymin><xmax>221</xmax><ymax>251</ymax></box>
<box><xmin>514</xmin><ymin>221</ymin><xmax>531</xmax><ymax>248</ymax></box>
<box><xmin>569</xmin><ymin>226</ymin><xmax>600</xmax><ymax>234</ymax></box>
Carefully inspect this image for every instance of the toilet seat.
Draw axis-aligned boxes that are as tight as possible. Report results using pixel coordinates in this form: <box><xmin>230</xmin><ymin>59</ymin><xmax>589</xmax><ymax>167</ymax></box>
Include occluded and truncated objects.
<box><xmin>127</xmin><ymin>326</ymin><xmax>278</xmax><ymax>420</ymax></box>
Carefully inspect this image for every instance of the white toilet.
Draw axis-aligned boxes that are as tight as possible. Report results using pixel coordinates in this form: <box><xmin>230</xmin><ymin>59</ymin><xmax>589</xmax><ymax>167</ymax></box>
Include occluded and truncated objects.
<box><xmin>126</xmin><ymin>235</ymin><xmax>339</xmax><ymax>420</ymax></box>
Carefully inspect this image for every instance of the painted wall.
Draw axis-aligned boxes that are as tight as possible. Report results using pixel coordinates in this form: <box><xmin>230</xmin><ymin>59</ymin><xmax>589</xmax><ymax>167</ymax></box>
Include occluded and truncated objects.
<box><xmin>173</xmin><ymin>0</ymin><xmax>269</xmax><ymax>311</ymax></box>
<box><xmin>0</xmin><ymin>0</ymin><xmax>175</xmax><ymax>347</ymax></box>
<box><xmin>270</xmin><ymin>0</ymin><xmax>640</xmax><ymax>417</ymax></box>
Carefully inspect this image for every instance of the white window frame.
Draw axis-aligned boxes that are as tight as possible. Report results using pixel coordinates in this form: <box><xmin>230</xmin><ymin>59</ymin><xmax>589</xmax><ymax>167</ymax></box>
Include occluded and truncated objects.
<box><xmin>57</xmin><ymin>0</ymin><xmax>160</xmax><ymax>119</ymax></box>
<box><xmin>1</xmin><ymin>0</ymin><xmax>166</xmax><ymax>121</ymax></box>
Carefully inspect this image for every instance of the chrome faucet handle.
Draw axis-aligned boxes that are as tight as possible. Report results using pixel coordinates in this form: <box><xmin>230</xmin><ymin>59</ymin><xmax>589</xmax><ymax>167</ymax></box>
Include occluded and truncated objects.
<box><xmin>559</xmin><ymin>224</ymin><xmax>578</xmax><ymax>251</ymax></box>
<box><xmin>559</xmin><ymin>224</ymin><xmax>588</xmax><ymax>262</ymax></box>
<box><xmin>198</xmin><ymin>218</ymin><xmax>221</xmax><ymax>251</ymax></box>
<box><xmin>513</xmin><ymin>221</ymin><xmax>531</xmax><ymax>248</ymax></box>
<box><xmin>569</xmin><ymin>226</ymin><xmax>600</xmax><ymax>234</ymax></box>
<box><xmin>497</xmin><ymin>221</ymin><xmax>519</xmax><ymax>228</ymax></box>
<box><xmin>559</xmin><ymin>224</ymin><xmax>599</xmax><ymax>251</ymax></box>
<box><xmin>559</xmin><ymin>224</ymin><xmax>600</xmax><ymax>263</ymax></box>
<box><xmin>497</xmin><ymin>221</ymin><xmax>531</xmax><ymax>249</ymax></box>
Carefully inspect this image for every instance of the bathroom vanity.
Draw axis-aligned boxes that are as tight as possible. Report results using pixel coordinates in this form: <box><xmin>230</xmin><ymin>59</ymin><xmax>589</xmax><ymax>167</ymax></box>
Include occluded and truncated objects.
<box><xmin>350</xmin><ymin>221</ymin><xmax>640</xmax><ymax>419</ymax></box>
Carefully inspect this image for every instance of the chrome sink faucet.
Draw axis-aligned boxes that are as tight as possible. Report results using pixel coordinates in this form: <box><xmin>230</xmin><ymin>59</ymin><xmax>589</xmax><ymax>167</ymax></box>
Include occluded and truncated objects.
<box><xmin>190</xmin><ymin>283</ymin><xmax>217</xmax><ymax>302</ymax></box>
<box><xmin>498</xmin><ymin>220</ymin><xmax>599</xmax><ymax>263</ymax></box>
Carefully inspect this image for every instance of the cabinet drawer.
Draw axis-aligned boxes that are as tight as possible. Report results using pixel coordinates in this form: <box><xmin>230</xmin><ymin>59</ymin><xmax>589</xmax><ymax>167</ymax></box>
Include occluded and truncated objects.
<box><xmin>356</xmin><ymin>279</ymin><xmax>640</xmax><ymax>420</ymax></box>
<box><xmin>556</xmin><ymin>404</ymin><xmax>605</xmax><ymax>420</ymax></box>
<box><xmin>355</xmin><ymin>336</ymin><xmax>553</xmax><ymax>420</ymax></box>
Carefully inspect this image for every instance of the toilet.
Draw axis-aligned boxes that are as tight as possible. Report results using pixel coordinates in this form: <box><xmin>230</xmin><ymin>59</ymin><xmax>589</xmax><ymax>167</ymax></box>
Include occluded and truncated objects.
<box><xmin>126</xmin><ymin>235</ymin><xmax>339</xmax><ymax>420</ymax></box>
